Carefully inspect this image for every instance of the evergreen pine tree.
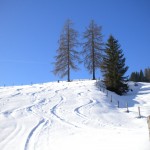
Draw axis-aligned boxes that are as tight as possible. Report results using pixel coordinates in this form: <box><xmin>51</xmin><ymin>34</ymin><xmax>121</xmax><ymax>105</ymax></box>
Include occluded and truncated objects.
<box><xmin>145</xmin><ymin>68</ymin><xmax>150</xmax><ymax>82</ymax></box>
<box><xmin>82</xmin><ymin>20</ymin><xmax>104</xmax><ymax>80</ymax></box>
<box><xmin>139</xmin><ymin>69</ymin><xmax>144</xmax><ymax>82</ymax></box>
<box><xmin>135</xmin><ymin>72</ymin><xmax>139</xmax><ymax>82</ymax></box>
<box><xmin>130</xmin><ymin>68</ymin><xmax>150</xmax><ymax>83</ymax></box>
<box><xmin>130</xmin><ymin>72</ymin><xmax>136</xmax><ymax>81</ymax></box>
<box><xmin>53</xmin><ymin>19</ymin><xmax>80</xmax><ymax>82</ymax></box>
<box><xmin>101</xmin><ymin>35</ymin><xmax>128</xmax><ymax>95</ymax></box>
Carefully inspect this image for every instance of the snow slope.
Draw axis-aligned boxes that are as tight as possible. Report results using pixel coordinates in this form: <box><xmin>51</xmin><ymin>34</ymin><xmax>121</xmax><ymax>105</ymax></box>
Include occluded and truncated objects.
<box><xmin>0</xmin><ymin>80</ymin><xmax>150</xmax><ymax>150</ymax></box>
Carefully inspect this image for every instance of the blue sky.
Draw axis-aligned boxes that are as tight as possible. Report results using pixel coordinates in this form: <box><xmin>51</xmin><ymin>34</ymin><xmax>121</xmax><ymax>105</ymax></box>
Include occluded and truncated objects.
<box><xmin>0</xmin><ymin>0</ymin><xmax>150</xmax><ymax>86</ymax></box>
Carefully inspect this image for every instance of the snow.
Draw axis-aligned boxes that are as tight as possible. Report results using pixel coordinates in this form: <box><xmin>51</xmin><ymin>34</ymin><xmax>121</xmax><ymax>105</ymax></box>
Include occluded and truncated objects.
<box><xmin>0</xmin><ymin>80</ymin><xmax>150</xmax><ymax>150</ymax></box>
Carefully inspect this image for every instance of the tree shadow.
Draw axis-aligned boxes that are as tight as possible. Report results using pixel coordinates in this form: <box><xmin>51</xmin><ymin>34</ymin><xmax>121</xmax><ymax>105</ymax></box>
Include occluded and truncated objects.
<box><xmin>95</xmin><ymin>81</ymin><xmax>145</xmax><ymax>108</ymax></box>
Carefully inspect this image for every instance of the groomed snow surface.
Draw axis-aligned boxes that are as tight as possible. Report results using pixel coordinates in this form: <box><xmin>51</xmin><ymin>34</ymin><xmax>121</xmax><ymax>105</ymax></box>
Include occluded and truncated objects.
<box><xmin>0</xmin><ymin>80</ymin><xmax>150</xmax><ymax>150</ymax></box>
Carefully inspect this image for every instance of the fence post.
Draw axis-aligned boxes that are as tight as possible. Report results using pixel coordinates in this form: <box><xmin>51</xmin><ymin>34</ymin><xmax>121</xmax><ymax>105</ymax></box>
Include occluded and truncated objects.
<box><xmin>110</xmin><ymin>95</ymin><xmax>112</xmax><ymax>102</ymax></box>
<box><xmin>126</xmin><ymin>102</ymin><xmax>129</xmax><ymax>113</ymax></box>
<box><xmin>138</xmin><ymin>107</ymin><xmax>141</xmax><ymax>118</ymax></box>
<box><xmin>117</xmin><ymin>101</ymin><xmax>119</xmax><ymax>108</ymax></box>
<box><xmin>147</xmin><ymin>116</ymin><xmax>150</xmax><ymax>141</ymax></box>
<box><xmin>106</xmin><ymin>90</ymin><xmax>108</xmax><ymax>97</ymax></box>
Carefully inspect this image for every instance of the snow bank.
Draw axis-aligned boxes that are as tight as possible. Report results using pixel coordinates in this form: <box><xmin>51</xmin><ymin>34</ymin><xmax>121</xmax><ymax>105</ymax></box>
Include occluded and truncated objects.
<box><xmin>0</xmin><ymin>80</ymin><xmax>150</xmax><ymax>150</ymax></box>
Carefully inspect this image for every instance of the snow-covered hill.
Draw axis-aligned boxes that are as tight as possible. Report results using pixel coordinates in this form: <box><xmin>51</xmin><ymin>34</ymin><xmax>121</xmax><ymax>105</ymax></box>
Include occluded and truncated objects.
<box><xmin>0</xmin><ymin>80</ymin><xmax>150</xmax><ymax>150</ymax></box>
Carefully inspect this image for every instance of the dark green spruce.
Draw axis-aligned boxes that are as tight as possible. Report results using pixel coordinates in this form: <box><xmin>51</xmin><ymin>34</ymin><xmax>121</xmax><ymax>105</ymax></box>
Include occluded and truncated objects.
<box><xmin>101</xmin><ymin>35</ymin><xmax>129</xmax><ymax>95</ymax></box>
<box><xmin>145</xmin><ymin>68</ymin><xmax>150</xmax><ymax>82</ymax></box>
<box><xmin>130</xmin><ymin>68</ymin><xmax>150</xmax><ymax>82</ymax></box>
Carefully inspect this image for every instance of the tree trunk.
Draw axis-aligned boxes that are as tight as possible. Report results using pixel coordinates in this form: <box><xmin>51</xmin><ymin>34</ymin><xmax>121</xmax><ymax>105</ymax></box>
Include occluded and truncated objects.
<box><xmin>92</xmin><ymin>21</ymin><xmax>96</xmax><ymax>80</ymax></box>
<box><xmin>67</xmin><ymin>23</ymin><xmax>70</xmax><ymax>82</ymax></box>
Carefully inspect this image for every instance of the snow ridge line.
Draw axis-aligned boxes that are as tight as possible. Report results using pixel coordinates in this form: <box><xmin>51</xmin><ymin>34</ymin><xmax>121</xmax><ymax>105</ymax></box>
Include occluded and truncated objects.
<box><xmin>24</xmin><ymin>119</ymin><xmax>45</xmax><ymax>150</ymax></box>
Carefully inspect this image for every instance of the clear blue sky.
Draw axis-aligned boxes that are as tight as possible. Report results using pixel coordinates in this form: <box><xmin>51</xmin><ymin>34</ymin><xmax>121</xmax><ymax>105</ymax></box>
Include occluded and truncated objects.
<box><xmin>0</xmin><ymin>0</ymin><xmax>150</xmax><ymax>86</ymax></box>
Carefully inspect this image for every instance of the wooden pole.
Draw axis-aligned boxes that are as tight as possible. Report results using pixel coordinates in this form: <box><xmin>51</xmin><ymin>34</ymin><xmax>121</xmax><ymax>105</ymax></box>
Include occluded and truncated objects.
<box><xmin>147</xmin><ymin>116</ymin><xmax>150</xmax><ymax>141</ymax></box>
<box><xmin>138</xmin><ymin>107</ymin><xmax>141</xmax><ymax>118</ymax></box>
<box><xmin>126</xmin><ymin>102</ymin><xmax>129</xmax><ymax>113</ymax></box>
<box><xmin>110</xmin><ymin>95</ymin><xmax>112</xmax><ymax>103</ymax></box>
<box><xmin>106</xmin><ymin>90</ymin><xmax>108</xmax><ymax>97</ymax></box>
<box><xmin>117</xmin><ymin>101</ymin><xmax>119</xmax><ymax>108</ymax></box>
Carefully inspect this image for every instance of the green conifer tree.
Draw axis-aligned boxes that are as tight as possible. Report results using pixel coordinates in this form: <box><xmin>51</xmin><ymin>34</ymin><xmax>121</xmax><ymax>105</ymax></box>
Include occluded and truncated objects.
<box><xmin>130</xmin><ymin>72</ymin><xmax>136</xmax><ymax>81</ymax></box>
<box><xmin>139</xmin><ymin>70</ymin><xmax>144</xmax><ymax>82</ymax></box>
<box><xmin>145</xmin><ymin>68</ymin><xmax>150</xmax><ymax>82</ymax></box>
<box><xmin>101</xmin><ymin>35</ymin><xmax>128</xmax><ymax>95</ymax></box>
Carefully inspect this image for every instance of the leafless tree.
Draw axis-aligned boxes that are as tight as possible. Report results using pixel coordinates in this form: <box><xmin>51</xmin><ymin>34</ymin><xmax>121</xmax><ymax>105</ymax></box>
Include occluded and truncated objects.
<box><xmin>53</xmin><ymin>19</ymin><xmax>80</xmax><ymax>82</ymax></box>
<box><xmin>82</xmin><ymin>20</ymin><xmax>104</xmax><ymax>80</ymax></box>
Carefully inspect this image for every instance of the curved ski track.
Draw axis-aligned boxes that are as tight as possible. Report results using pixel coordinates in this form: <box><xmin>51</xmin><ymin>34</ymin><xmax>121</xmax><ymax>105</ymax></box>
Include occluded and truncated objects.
<box><xmin>0</xmin><ymin>81</ymin><xmax>109</xmax><ymax>150</ymax></box>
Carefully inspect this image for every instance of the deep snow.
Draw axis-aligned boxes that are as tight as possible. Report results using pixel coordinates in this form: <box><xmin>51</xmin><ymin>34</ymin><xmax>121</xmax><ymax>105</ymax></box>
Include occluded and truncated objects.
<box><xmin>0</xmin><ymin>80</ymin><xmax>150</xmax><ymax>150</ymax></box>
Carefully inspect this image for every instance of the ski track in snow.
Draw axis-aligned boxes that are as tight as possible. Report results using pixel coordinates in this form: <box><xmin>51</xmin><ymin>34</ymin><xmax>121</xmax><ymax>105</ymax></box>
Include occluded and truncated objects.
<box><xmin>0</xmin><ymin>112</ymin><xmax>26</xmax><ymax>150</ymax></box>
<box><xmin>74</xmin><ymin>99</ymin><xmax>94</xmax><ymax>119</ymax></box>
<box><xmin>24</xmin><ymin>119</ymin><xmax>46</xmax><ymax>150</ymax></box>
<box><xmin>0</xmin><ymin>81</ymin><xmax>150</xmax><ymax>150</ymax></box>
<box><xmin>50</xmin><ymin>95</ymin><xmax>80</xmax><ymax>128</ymax></box>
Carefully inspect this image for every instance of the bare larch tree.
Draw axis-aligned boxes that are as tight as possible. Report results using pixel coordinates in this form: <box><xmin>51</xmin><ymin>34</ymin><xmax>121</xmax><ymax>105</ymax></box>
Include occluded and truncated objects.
<box><xmin>82</xmin><ymin>20</ymin><xmax>104</xmax><ymax>80</ymax></box>
<box><xmin>53</xmin><ymin>19</ymin><xmax>80</xmax><ymax>82</ymax></box>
